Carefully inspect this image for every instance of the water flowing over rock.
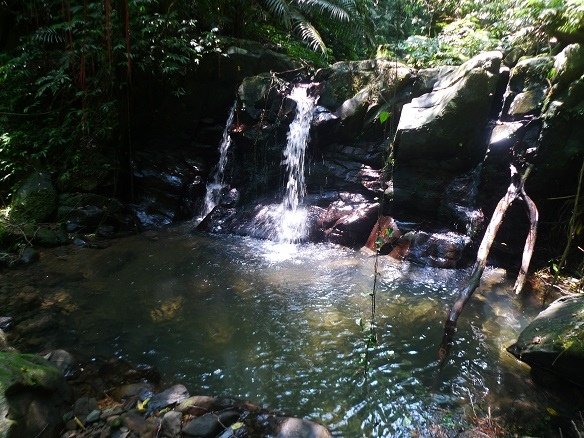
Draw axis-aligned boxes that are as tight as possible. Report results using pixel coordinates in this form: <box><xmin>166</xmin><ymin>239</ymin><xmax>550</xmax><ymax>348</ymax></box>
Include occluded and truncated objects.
<box><xmin>278</xmin><ymin>85</ymin><xmax>318</xmax><ymax>242</ymax></box>
<box><xmin>201</xmin><ymin>103</ymin><xmax>236</xmax><ymax>218</ymax></box>
<box><xmin>193</xmin><ymin>47</ymin><xmax>584</xmax><ymax>270</ymax></box>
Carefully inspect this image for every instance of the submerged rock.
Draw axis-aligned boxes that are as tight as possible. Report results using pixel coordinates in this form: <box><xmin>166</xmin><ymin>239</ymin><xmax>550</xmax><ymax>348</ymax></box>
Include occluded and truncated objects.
<box><xmin>276</xmin><ymin>417</ymin><xmax>332</xmax><ymax>438</ymax></box>
<box><xmin>508</xmin><ymin>294</ymin><xmax>584</xmax><ymax>387</ymax></box>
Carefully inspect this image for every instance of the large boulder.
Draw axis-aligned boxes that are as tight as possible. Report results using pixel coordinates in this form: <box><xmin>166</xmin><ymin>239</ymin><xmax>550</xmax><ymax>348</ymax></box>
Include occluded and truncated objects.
<box><xmin>0</xmin><ymin>352</ymin><xmax>70</xmax><ymax>437</ymax></box>
<box><xmin>393</xmin><ymin>51</ymin><xmax>502</xmax><ymax>218</ymax></box>
<box><xmin>508</xmin><ymin>294</ymin><xmax>584</xmax><ymax>387</ymax></box>
<box><xmin>9</xmin><ymin>172</ymin><xmax>57</xmax><ymax>223</ymax></box>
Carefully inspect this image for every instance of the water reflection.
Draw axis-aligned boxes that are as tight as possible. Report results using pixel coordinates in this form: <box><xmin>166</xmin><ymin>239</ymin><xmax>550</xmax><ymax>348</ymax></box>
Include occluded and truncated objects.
<box><xmin>31</xmin><ymin>231</ymin><xmax>571</xmax><ymax>436</ymax></box>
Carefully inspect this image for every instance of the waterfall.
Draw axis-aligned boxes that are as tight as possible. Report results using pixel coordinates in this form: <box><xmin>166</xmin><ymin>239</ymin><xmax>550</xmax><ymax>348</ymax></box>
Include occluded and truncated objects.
<box><xmin>278</xmin><ymin>85</ymin><xmax>318</xmax><ymax>243</ymax></box>
<box><xmin>201</xmin><ymin>103</ymin><xmax>236</xmax><ymax>218</ymax></box>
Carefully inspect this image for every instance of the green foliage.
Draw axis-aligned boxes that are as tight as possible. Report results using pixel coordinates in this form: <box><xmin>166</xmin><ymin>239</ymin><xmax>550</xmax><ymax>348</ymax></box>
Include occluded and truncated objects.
<box><xmin>196</xmin><ymin>0</ymin><xmax>370</xmax><ymax>59</ymax></box>
<box><xmin>0</xmin><ymin>0</ymin><xmax>218</xmax><ymax>194</ymax></box>
<box><xmin>247</xmin><ymin>23</ymin><xmax>331</xmax><ymax>66</ymax></box>
<box><xmin>386</xmin><ymin>17</ymin><xmax>498</xmax><ymax>67</ymax></box>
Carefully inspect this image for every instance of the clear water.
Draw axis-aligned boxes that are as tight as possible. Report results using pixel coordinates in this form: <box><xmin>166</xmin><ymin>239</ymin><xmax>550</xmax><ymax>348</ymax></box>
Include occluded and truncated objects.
<box><xmin>37</xmin><ymin>230</ymin><xmax>571</xmax><ymax>436</ymax></box>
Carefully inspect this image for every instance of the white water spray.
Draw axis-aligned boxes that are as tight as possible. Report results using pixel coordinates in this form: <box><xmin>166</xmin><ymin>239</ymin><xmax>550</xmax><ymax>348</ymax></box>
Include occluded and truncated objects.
<box><xmin>278</xmin><ymin>85</ymin><xmax>318</xmax><ymax>243</ymax></box>
<box><xmin>201</xmin><ymin>103</ymin><xmax>236</xmax><ymax>218</ymax></box>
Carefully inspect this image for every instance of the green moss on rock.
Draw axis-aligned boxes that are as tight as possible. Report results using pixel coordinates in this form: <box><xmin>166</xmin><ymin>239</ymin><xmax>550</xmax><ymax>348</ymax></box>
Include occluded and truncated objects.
<box><xmin>9</xmin><ymin>172</ymin><xmax>57</xmax><ymax>224</ymax></box>
<box><xmin>508</xmin><ymin>294</ymin><xmax>584</xmax><ymax>387</ymax></box>
<box><xmin>0</xmin><ymin>352</ymin><xmax>67</xmax><ymax>437</ymax></box>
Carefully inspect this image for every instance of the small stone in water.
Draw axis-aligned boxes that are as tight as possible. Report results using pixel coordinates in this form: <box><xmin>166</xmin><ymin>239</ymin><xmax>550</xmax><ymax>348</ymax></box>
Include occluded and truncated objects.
<box><xmin>86</xmin><ymin>409</ymin><xmax>101</xmax><ymax>423</ymax></box>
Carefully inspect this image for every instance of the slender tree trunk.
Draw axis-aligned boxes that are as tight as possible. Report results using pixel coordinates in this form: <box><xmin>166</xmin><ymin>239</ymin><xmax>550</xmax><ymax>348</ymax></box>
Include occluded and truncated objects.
<box><xmin>438</xmin><ymin>164</ymin><xmax>538</xmax><ymax>364</ymax></box>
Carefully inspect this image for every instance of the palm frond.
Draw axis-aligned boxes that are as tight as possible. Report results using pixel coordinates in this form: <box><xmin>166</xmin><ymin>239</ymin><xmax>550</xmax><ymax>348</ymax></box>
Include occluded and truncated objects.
<box><xmin>298</xmin><ymin>0</ymin><xmax>352</xmax><ymax>22</ymax></box>
<box><xmin>261</xmin><ymin>0</ymin><xmax>295</xmax><ymax>27</ymax></box>
<box><xmin>294</xmin><ymin>19</ymin><xmax>327</xmax><ymax>52</ymax></box>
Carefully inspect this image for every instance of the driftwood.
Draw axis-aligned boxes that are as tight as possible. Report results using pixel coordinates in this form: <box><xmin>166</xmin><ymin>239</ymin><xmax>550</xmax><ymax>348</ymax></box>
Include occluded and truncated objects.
<box><xmin>438</xmin><ymin>158</ymin><xmax>539</xmax><ymax>363</ymax></box>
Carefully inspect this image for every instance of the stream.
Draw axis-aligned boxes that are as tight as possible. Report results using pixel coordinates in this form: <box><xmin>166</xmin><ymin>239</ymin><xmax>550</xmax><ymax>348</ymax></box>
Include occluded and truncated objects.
<box><xmin>12</xmin><ymin>227</ymin><xmax>577</xmax><ymax>436</ymax></box>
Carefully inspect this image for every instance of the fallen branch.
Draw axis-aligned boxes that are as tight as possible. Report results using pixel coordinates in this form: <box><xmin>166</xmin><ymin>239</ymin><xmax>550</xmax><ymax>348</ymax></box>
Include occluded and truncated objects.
<box><xmin>438</xmin><ymin>163</ymin><xmax>538</xmax><ymax>363</ymax></box>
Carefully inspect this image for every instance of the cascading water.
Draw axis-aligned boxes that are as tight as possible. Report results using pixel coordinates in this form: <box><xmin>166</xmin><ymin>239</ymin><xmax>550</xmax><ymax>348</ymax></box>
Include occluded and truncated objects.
<box><xmin>277</xmin><ymin>84</ymin><xmax>318</xmax><ymax>243</ymax></box>
<box><xmin>200</xmin><ymin>103</ymin><xmax>236</xmax><ymax>218</ymax></box>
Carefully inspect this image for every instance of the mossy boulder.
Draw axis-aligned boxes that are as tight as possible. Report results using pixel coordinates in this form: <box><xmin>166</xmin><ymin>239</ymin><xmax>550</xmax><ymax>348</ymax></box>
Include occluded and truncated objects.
<box><xmin>0</xmin><ymin>352</ymin><xmax>69</xmax><ymax>437</ymax></box>
<box><xmin>508</xmin><ymin>295</ymin><xmax>584</xmax><ymax>387</ymax></box>
<box><xmin>551</xmin><ymin>44</ymin><xmax>584</xmax><ymax>96</ymax></box>
<box><xmin>9</xmin><ymin>172</ymin><xmax>57</xmax><ymax>224</ymax></box>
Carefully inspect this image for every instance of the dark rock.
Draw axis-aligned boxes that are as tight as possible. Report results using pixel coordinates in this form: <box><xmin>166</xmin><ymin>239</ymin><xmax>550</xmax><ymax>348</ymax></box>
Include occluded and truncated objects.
<box><xmin>74</xmin><ymin>397</ymin><xmax>98</xmax><ymax>419</ymax></box>
<box><xmin>102</xmin><ymin>406</ymin><xmax>124</xmax><ymax>419</ymax></box>
<box><xmin>17</xmin><ymin>246</ymin><xmax>39</xmax><ymax>266</ymax></box>
<box><xmin>44</xmin><ymin>349</ymin><xmax>77</xmax><ymax>378</ymax></box>
<box><xmin>16</xmin><ymin>313</ymin><xmax>56</xmax><ymax>335</ymax></box>
<box><xmin>161</xmin><ymin>410</ymin><xmax>182</xmax><ymax>438</ymax></box>
<box><xmin>122</xmin><ymin>411</ymin><xmax>152</xmax><ymax>435</ymax></box>
<box><xmin>550</xmin><ymin>44</ymin><xmax>584</xmax><ymax>97</ymax></box>
<box><xmin>182</xmin><ymin>410</ymin><xmax>241</xmax><ymax>437</ymax></box>
<box><xmin>0</xmin><ymin>352</ymin><xmax>70</xmax><ymax>437</ymax></box>
<box><xmin>439</xmin><ymin>166</ymin><xmax>484</xmax><ymax>236</ymax></box>
<box><xmin>393</xmin><ymin>231</ymin><xmax>471</xmax><ymax>268</ymax></box>
<box><xmin>508</xmin><ymin>88</ymin><xmax>547</xmax><ymax>117</ymax></box>
<box><xmin>176</xmin><ymin>395</ymin><xmax>217</xmax><ymax>413</ymax></box>
<box><xmin>508</xmin><ymin>294</ymin><xmax>584</xmax><ymax>387</ymax></box>
<box><xmin>501</xmin><ymin>56</ymin><xmax>553</xmax><ymax>120</ymax></box>
<box><xmin>34</xmin><ymin>225</ymin><xmax>69</xmax><ymax>247</ymax></box>
<box><xmin>131</xmin><ymin>149</ymin><xmax>207</xmax><ymax>229</ymax></box>
<box><xmin>9</xmin><ymin>171</ymin><xmax>57</xmax><ymax>223</ymax></box>
<box><xmin>0</xmin><ymin>316</ymin><xmax>13</xmax><ymax>331</ymax></box>
<box><xmin>276</xmin><ymin>417</ymin><xmax>332</xmax><ymax>438</ymax></box>
<box><xmin>111</xmin><ymin>382</ymin><xmax>154</xmax><ymax>402</ymax></box>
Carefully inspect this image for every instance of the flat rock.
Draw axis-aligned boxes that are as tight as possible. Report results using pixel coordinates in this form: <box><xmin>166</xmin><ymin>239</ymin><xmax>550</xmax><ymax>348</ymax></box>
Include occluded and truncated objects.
<box><xmin>149</xmin><ymin>384</ymin><xmax>189</xmax><ymax>412</ymax></box>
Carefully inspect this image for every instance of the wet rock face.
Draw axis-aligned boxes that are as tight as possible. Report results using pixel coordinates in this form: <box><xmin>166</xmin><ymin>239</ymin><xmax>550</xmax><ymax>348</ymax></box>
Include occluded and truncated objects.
<box><xmin>131</xmin><ymin>148</ymin><xmax>208</xmax><ymax>229</ymax></box>
<box><xmin>393</xmin><ymin>52</ymin><xmax>502</xmax><ymax>219</ymax></box>
<box><xmin>509</xmin><ymin>294</ymin><xmax>584</xmax><ymax>387</ymax></box>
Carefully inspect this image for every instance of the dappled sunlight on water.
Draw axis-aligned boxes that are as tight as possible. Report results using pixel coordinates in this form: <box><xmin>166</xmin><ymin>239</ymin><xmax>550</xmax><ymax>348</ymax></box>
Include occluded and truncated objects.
<box><xmin>27</xmin><ymin>230</ymin><xmax>578</xmax><ymax>436</ymax></box>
